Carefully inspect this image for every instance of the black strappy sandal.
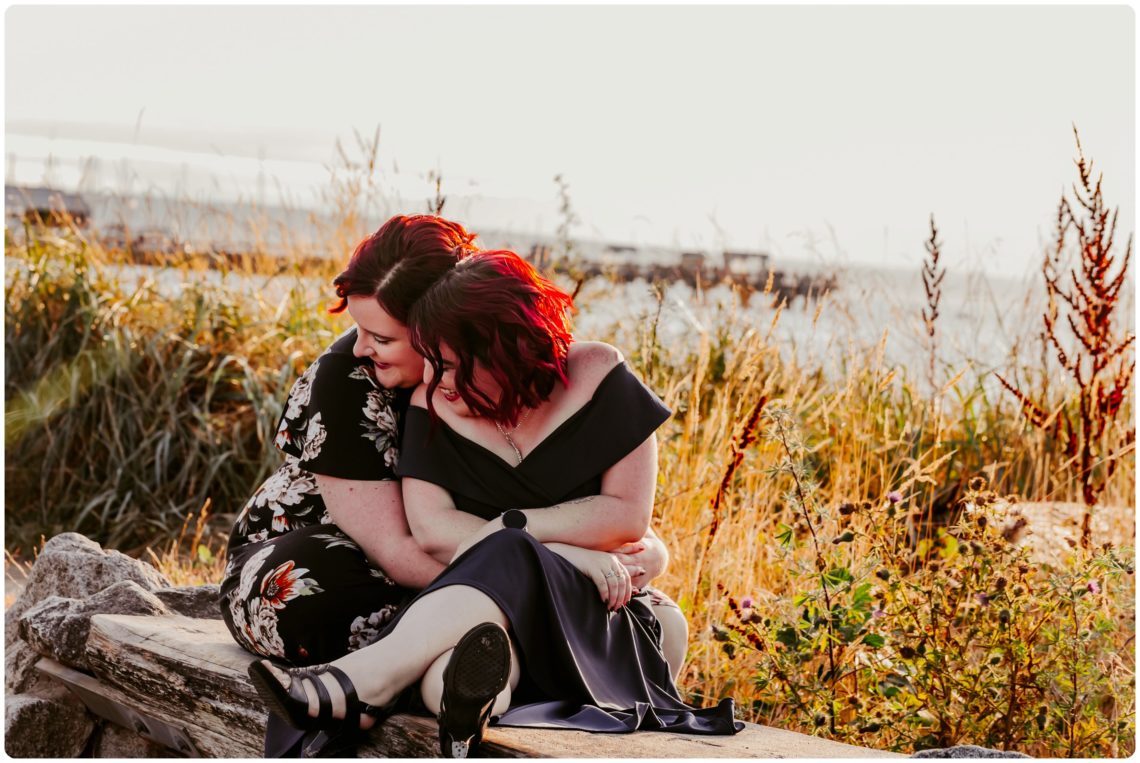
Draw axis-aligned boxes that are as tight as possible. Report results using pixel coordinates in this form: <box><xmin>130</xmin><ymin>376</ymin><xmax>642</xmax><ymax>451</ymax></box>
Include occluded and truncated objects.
<box><xmin>248</xmin><ymin>660</ymin><xmax>393</xmax><ymax>734</ymax></box>
<box><xmin>437</xmin><ymin>622</ymin><xmax>512</xmax><ymax>758</ymax></box>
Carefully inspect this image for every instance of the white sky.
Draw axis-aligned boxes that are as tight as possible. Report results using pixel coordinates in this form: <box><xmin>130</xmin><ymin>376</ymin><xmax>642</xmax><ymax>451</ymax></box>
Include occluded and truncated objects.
<box><xmin>4</xmin><ymin>4</ymin><xmax>1136</xmax><ymax>276</ymax></box>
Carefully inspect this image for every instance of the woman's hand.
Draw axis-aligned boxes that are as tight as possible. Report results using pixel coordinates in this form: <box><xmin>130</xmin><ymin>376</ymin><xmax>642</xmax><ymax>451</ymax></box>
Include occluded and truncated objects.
<box><xmin>607</xmin><ymin>530</ymin><xmax>668</xmax><ymax>591</ymax></box>
<box><xmin>545</xmin><ymin>543</ymin><xmax>635</xmax><ymax>611</ymax></box>
<box><xmin>607</xmin><ymin>540</ymin><xmax>652</xmax><ymax>592</ymax></box>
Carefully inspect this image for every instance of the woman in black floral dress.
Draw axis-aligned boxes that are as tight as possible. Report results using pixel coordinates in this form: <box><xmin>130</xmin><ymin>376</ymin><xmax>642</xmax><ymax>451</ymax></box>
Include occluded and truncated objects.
<box><xmin>219</xmin><ymin>214</ymin><xmax>480</xmax><ymax>665</ymax></box>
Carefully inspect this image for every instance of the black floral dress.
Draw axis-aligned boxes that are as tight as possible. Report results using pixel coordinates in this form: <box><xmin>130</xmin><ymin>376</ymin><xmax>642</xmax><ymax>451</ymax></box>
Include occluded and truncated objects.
<box><xmin>219</xmin><ymin>329</ymin><xmax>415</xmax><ymax>666</ymax></box>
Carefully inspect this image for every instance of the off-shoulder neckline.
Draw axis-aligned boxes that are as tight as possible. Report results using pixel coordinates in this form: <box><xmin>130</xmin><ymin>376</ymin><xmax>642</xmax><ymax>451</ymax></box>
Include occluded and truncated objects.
<box><xmin>407</xmin><ymin>362</ymin><xmax>629</xmax><ymax>470</ymax></box>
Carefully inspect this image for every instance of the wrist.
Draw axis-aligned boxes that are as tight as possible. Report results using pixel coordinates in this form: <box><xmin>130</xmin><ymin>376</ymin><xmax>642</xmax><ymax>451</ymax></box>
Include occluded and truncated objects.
<box><xmin>501</xmin><ymin>509</ymin><xmax>529</xmax><ymax>533</ymax></box>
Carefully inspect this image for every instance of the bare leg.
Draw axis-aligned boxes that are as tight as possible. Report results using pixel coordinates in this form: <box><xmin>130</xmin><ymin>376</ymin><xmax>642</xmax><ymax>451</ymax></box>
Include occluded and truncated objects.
<box><xmin>420</xmin><ymin>645</ymin><xmax>520</xmax><ymax>717</ymax></box>
<box><xmin>263</xmin><ymin>584</ymin><xmax>508</xmax><ymax>728</ymax></box>
<box><xmin>651</xmin><ymin>603</ymin><xmax>689</xmax><ymax>682</ymax></box>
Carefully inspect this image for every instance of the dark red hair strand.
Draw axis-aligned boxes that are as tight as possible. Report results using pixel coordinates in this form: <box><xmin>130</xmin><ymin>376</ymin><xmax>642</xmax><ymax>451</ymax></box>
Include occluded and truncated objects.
<box><xmin>330</xmin><ymin>215</ymin><xmax>479</xmax><ymax>323</ymax></box>
<box><xmin>408</xmin><ymin>249</ymin><xmax>575</xmax><ymax>426</ymax></box>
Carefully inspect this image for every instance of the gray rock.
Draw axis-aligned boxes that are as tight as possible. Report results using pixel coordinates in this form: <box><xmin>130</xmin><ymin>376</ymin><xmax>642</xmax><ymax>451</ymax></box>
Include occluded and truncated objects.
<box><xmin>4</xmin><ymin>692</ymin><xmax>95</xmax><ymax>757</ymax></box>
<box><xmin>4</xmin><ymin>644</ymin><xmax>42</xmax><ymax>695</ymax></box>
<box><xmin>912</xmin><ymin>745</ymin><xmax>1031</xmax><ymax>758</ymax></box>
<box><xmin>91</xmin><ymin>723</ymin><xmax>180</xmax><ymax>758</ymax></box>
<box><xmin>18</xmin><ymin>581</ymin><xmax>171</xmax><ymax>670</ymax></box>
<box><xmin>154</xmin><ymin>584</ymin><xmax>222</xmax><ymax>619</ymax></box>
<box><xmin>5</xmin><ymin>533</ymin><xmax>170</xmax><ymax>691</ymax></box>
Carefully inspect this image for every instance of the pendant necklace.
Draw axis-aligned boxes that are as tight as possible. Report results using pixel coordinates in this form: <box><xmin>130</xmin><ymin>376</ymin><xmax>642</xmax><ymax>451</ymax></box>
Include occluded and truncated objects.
<box><xmin>494</xmin><ymin>408</ymin><xmax>533</xmax><ymax>465</ymax></box>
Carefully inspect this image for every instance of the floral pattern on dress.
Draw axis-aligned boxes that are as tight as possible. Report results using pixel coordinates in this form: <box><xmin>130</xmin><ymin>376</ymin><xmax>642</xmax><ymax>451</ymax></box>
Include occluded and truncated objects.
<box><xmin>236</xmin><ymin>460</ymin><xmax>319</xmax><ymax>539</ymax></box>
<box><xmin>226</xmin><ymin>546</ymin><xmax>323</xmax><ymax>659</ymax></box>
<box><xmin>311</xmin><ymin>532</ymin><xmax>361</xmax><ymax>552</ymax></box>
<box><xmin>221</xmin><ymin>333</ymin><xmax>414</xmax><ymax>664</ymax></box>
<box><xmin>298</xmin><ymin>413</ymin><xmax>328</xmax><ymax>462</ymax></box>
<box><xmin>347</xmin><ymin>366</ymin><xmax>374</xmax><ymax>385</ymax></box>
<box><xmin>283</xmin><ymin>359</ymin><xmax>320</xmax><ymax>421</ymax></box>
<box><xmin>368</xmin><ymin>566</ymin><xmax>397</xmax><ymax>586</ymax></box>
<box><xmin>347</xmin><ymin>604</ymin><xmax>401</xmax><ymax>652</ymax></box>
<box><xmin>362</xmin><ymin>389</ymin><xmax>401</xmax><ymax>468</ymax></box>
<box><xmin>639</xmin><ymin>586</ymin><xmax>681</xmax><ymax>610</ymax></box>
<box><xmin>244</xmin><ymin>598</ymin><xmax>286</xmax><ymax>658</ymax></box>
<box><xmin>237</xmin><ymin>545</ymin><xmax>276</xmax><ymax>601</ymax></box>
<box><xmin>260</xmin><ymin>560</ymin><xmax>323</xmax><ymax>608</ymax></box>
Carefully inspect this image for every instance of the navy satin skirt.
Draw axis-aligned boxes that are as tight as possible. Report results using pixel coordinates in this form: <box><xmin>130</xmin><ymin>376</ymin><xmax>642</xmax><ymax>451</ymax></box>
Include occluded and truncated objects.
<box><xmin>380</xmin><ymin>529</ymin><xmax>741</xmax><ymax>735</ymax></box>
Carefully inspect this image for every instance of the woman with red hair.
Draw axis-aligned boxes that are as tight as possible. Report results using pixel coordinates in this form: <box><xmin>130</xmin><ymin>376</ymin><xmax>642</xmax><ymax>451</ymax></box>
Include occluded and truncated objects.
<box><xmin>248</xmin><ymin>249</ymin><xmax>741</xmax><ymax>756</ymax></box>
<box><xmin>220</xmin><ymin>214</ymin><xmax>479</xmax><ymax>669</ymax></box>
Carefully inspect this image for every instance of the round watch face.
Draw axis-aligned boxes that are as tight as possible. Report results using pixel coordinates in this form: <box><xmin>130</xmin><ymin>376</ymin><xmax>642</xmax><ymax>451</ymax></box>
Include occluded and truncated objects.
<box><xmin>502</xmin><ymin>510</ymin><xmax>527</xmax><ymax>530</ymax></box>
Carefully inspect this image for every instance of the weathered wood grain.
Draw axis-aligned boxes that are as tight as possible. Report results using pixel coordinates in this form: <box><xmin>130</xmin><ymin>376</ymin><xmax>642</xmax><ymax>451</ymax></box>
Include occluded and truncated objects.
<box><xmin>85</xmin><ymin>614</ymin><xmax>901</xmax><ymax>758</ymax></box>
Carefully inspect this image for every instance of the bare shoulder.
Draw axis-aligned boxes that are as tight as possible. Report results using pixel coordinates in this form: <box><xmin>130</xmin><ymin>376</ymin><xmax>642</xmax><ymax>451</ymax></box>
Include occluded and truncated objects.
<box><xmin>567</xmin><ymin>341</ymin><xmax>625</xmax><ymax>395</ymax></box>
<box><xmin>410</xmin><ymin>384</ymin><xmax>429</xmax><ymax>408</ymax></box>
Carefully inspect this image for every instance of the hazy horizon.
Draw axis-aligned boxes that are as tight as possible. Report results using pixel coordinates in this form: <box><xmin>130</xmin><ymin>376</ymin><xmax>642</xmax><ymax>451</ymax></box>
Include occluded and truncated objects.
<box><xmin>5</xmin><ymin>5</ymin><xmax>1135</xmax><ymax>279</ymax></box>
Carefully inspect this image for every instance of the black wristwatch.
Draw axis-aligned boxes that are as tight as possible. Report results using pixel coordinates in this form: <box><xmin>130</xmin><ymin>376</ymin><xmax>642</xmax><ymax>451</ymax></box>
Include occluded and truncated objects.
<box><xmin>501</xmin><ymin>509</ymin><xmax>528</xmax><ymax>531</ymax></box>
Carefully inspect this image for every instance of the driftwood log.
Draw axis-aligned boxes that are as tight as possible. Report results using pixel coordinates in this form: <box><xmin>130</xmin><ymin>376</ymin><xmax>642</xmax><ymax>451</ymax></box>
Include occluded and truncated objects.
<box><xmin>74</xmin><ymin>613</ymin><xmax>900</xmax><ymax>758</ymax></box>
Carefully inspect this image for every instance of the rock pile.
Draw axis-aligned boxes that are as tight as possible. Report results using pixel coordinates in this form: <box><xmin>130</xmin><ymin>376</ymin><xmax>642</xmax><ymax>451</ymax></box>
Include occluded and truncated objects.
<box><xmin>4</xmin><ymin>533</ymin><xmax>221</xmax><ymax>757</ymax></box>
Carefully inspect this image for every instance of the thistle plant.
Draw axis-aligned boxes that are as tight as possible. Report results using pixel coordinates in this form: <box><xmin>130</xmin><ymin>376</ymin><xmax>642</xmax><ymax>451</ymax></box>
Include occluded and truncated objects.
<box><xmin>717</xmin><ymin>402</ymin><xmax>880</xmax><ymax>735</ymax></box>
<box><xmin>717</xmin><ymin>465</ymin><xmax>1135</xmax><ymax>755</ymax></box>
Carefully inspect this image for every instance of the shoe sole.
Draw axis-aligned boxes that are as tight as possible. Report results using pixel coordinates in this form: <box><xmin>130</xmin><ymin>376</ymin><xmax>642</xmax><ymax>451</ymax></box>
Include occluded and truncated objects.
<box><xmin>248</xmin><ymin>660</ymin><xmax>321</xmax><ymax>731</ymax></box>
<box><xmin>438</xmin><ymin>623</ymin><xmax>512</xmax><ymax>758</ymax></box>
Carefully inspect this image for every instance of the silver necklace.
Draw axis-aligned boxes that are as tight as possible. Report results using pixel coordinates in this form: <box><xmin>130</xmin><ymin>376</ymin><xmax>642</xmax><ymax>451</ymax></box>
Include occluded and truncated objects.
<box><xmin>494</xmin><ymin>408</ymin><xmax>533</xmax><ymax>465</ymax></box>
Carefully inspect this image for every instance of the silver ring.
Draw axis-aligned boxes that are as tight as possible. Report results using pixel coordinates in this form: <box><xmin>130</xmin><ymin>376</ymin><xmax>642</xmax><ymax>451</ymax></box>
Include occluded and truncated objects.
<box><xmin>604</xmin><ymin>571</ymin><xmax>617</xmax><ymax>579</ymax></box>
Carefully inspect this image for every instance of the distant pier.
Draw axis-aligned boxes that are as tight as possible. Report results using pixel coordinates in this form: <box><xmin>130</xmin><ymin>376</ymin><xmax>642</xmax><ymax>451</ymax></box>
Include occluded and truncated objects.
<box><xmin>6</xmin><ymin>184</ymin><xmax>838</xmax><ymax>305</ymax></box>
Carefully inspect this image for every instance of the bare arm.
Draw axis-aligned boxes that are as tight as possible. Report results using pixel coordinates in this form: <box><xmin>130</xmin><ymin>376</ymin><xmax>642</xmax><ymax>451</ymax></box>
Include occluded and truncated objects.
<box><xmin>316</xmin><ymin>475</ymin><xmax>445</xmax><ymax>589</ymax></box>
<box><xmin>439</xmin><ymin>433</ymin><xmax>659</xmax><ymax>562</ymax></box>
<box><xmin>522</xmin><ymin>432</ymin><xmax>657</xmax><ymax>548</ymax></box>
<box><xmin>402</xmin><ymin>476</ymin><xmax>487</xmax><ymax>564</ymax></box>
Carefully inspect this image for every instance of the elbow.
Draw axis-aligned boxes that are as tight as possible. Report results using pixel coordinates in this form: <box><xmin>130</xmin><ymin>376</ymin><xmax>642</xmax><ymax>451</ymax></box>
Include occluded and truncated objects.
<box><xmin>408</xmin><ymin>523</ymin><xmax>453</xmax><ymax>560</ymax></box>
<box><xmin>410</xmin><ymin>530</ymin><xmax>450</xmax><ymax>560</ymax></box>
<box><xmin>620</xmin><ymin>501</ymin><xmax>653</xmax><ymax>544</ymax></box>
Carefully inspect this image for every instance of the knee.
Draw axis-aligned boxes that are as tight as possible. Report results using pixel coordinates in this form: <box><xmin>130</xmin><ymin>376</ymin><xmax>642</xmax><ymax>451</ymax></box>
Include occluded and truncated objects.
<box><xmin>471</xmin><ymin>527</ymin><xmax>539</xmax><ymax>556</ymax></box>
<box><xmin>654</xmin><ymin>604</ymin><xmax>689</xmax><ymax>677</ymax></box>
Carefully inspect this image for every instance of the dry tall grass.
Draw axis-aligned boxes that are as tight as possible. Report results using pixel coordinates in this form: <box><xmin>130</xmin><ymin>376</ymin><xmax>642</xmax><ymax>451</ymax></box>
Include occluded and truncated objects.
<box><xmin>4</xmin><ymin>134</ymin><xmax>1133</xmax><ymax>756</ymax></box>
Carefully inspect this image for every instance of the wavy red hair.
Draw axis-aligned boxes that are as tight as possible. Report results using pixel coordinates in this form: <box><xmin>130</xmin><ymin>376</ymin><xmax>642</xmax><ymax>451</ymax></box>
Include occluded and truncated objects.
<box><xmin>330</xmin><ymin>215</ymin><xmax>479</xmax><ymax>323</ymax></box>
<box><xmin>408</xmin><ymin>250</ymin><xmax>574</xmax><ymax>426</ymax></box>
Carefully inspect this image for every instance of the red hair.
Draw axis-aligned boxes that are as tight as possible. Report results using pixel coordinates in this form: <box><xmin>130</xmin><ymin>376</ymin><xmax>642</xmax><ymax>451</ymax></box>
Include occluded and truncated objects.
<box><xmin>330</xmin><ymin>215</ymin><xmax>479</xmax><ymax>323</ymax></box>
<box><xmin>408</xmin><ymin>250</ymin><xmax>574</xmax><ymax>426</ymax></box>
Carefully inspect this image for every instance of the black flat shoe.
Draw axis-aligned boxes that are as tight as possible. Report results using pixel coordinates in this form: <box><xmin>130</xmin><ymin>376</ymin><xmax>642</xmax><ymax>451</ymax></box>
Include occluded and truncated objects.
<box><xmin>438</xmin><ymin>622</ymin><xmax>512</xmax><ymax>758</ymax></box>
<box><xmin>248</xmin><ymin>660</ymin><xmax>393</xmax><ymax>733</ymax></box>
